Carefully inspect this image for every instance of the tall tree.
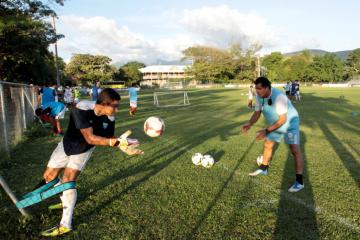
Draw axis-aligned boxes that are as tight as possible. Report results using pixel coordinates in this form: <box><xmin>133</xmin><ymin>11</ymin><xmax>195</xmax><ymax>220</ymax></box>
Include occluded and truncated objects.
<box><xmin>280</xmin><ymin>51</ymin><xmax>313</xmax><ymax>81</ymax></box>
<box><xmin>117</xmin><ymin>61</ymin><xmax>146</xmax><ymax>84</ymax></box>
<box><xmin>305</xmin><ymin>53</ymin><xmax>345</xmax><ymax>82</ymax></box>
<box><xmin>345</xmin><ymin>48</ymin><xmax>360</xmax><ymax>79</ymax></box>
<box><xmin>65</xmin><ymin>54</ymin><xmax>114</xmax><ymax>85</ymax></box>
<box><xmin>0</xmin><ymin>0</ymin><xmax>65</xmax><ymax>84</ymax></box>
<box><xmin>262</xmin><ymin>52</ymin><xmax>283</xmax><ymax>82</ymax></box>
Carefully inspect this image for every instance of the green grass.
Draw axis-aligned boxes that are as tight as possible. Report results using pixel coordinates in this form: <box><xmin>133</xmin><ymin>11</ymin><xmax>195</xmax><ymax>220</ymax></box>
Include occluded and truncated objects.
<box><xmin>1</xmin><ymin>87</ymin><xmax>359</xmax><ymax>239</ymax></box>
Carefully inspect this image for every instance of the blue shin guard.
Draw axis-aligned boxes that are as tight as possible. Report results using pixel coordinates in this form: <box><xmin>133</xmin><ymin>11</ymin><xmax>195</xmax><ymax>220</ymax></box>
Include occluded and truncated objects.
<box><xmin>16</xmin><ymin>180</ymin><xmax>76</xmax><ymax>209</ymax></box>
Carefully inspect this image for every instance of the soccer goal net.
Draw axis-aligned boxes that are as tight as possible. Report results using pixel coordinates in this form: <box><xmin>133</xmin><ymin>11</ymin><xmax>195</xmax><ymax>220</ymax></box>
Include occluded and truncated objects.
<box><xmin>153</xmin><ymin>91</ymin><xmax>190</xmax><ymax>107</ymax></box>
<box><xmin>161</xmin><ymin>81</ymin><xmax>184</xmax><ymax>90</ymax></box>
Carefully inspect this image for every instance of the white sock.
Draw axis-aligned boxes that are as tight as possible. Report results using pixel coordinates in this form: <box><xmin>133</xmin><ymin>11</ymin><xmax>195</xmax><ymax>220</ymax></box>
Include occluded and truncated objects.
<box><xmin>60</xmin><ymin>188</ymin><xmax>77</xmax><ymax>229</ymax></box>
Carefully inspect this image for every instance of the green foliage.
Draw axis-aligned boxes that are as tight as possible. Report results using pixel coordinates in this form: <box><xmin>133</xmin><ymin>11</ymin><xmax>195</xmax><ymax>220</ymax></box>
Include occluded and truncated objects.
<box><xmin>345</xmin><ymin>48</ymin><xmax>360</xmax><ymax>78</ymax></box>
<box><xmin>65</xmin><ymin>54</ymin><xmax>114</xmax><ymax>85</ymax></box>
<box><xmin>262</xmin><ymin>52</ymin><xmax>283</xmax><ymax>81</ymax></box>
<box><xmin>183</xmin><ymin>43</ymin><xmax>261</xmax><ymax>83</ymax></box>
<box><xmin>262</xmin><ymin>50</ymin><xmax>349</xmax><ymax>83</ymax></box>
<box><xmin>305</xmin><ymin>53</ymin><xmax>345</xmax><ymax>82</ymax></box>
<box><xmin>0</xmin><ymin>0</ymin><xmax>65</xmax><ymax>84</ymax></box>
<box><xmin>116</xmin><ymin>61</ymin><xmax>146</xmax><ymax>85</ymax></box>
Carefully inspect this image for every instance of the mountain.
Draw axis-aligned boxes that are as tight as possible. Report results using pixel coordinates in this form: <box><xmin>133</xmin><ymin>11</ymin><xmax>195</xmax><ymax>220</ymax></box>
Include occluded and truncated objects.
<box><xmin>284</xmin><ymin>49</ymin><xmax>353</xmax><ymax>60</ymax></box>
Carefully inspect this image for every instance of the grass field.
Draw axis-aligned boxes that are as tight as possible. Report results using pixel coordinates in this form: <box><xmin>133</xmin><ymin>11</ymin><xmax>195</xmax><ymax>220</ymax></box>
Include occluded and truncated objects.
<box><xmin>0</xmin><ymin>87</ymin><xmax>359</xmax><ymax>239</ymax></box>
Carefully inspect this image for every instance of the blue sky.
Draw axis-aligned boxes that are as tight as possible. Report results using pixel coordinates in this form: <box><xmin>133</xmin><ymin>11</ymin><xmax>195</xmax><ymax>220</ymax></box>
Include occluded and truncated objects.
<box><xmin>51</xmin><ymin>0</ymin><xmax>360</xmax><ymax>64</ymax></box>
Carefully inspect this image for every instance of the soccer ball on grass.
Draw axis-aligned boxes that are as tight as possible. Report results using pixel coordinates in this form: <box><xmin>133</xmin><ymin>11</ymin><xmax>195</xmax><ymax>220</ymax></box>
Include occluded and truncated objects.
<box><xmin>201</xmin><ymin>155</ymin><xmax>215</xmax><ymax>168</ymax></box>
<box><xmin>192</xmin><ymin>153</ymin><xmax>203</xmax><ymax>166</ymax></box>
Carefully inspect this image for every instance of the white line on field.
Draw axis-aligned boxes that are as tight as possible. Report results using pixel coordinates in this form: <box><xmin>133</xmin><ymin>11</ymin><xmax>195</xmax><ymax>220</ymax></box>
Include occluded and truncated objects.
<box><xmin>217</xmin><ymin>162</ymin><xmax>360</xmax><ymax>233</ymax></box>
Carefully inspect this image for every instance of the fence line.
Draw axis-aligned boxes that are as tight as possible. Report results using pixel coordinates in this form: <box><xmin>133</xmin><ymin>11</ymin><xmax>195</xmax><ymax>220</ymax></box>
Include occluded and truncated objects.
<box><xmin>0</xmin><ymin>81</ymin><xmax>39</xmax><ymax>155</ymax></box>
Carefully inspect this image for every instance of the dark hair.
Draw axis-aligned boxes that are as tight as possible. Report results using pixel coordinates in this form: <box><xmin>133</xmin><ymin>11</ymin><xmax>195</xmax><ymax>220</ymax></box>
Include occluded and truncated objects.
<box><xmin>96</xmin><ymin>88</ymin><xmax>121</xmax><ymax>105</ymax></box>
<box><xmin>254</xmin><ymin>77</ymin><xmax>271</xmax><ymax>89</ymax></box>
<box><xmin>35</xmin><ymin>108</ymin><xmax>43</xmax><ymax>116</ymax></box>
<box><xmin>132</xmin><ymin>82</ymin><xmax>137</xmax><ymax>87</ymax></box>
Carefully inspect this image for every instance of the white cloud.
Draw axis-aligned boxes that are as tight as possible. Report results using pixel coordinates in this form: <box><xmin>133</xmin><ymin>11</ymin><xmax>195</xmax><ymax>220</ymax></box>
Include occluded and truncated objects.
<box><xmin>56</xmin><ymin>6</ymin><xmax>321</xmax><ymax>64</ymax></box>
<box><xmin>181</xmin><ymin>5</ymin><xmax>280</xmax><ymax>49</ymax></box>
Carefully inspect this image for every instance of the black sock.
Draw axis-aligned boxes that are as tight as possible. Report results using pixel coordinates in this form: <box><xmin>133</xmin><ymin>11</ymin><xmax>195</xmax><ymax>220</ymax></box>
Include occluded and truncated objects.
<box><xmin>296</xmin><ymin>174</ymin><xmax>303</xmax><ymax>185</ymax></box>
<box><xmin>259</xmin><ymin>164</ymin><xmax>268</xmax><ymax>171</ymax></box>
<box><xmin>33</xmin><ymin>179</ymin><xmax>46</xmax><ymax>190</ymax></box>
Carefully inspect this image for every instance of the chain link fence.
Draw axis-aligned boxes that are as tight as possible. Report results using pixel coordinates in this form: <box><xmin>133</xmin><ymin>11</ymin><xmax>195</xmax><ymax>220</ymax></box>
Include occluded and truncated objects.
<box><xmin>0</xmin><ymin>81</ymin><xmax>39</xmax><ymax>154</ymax></box>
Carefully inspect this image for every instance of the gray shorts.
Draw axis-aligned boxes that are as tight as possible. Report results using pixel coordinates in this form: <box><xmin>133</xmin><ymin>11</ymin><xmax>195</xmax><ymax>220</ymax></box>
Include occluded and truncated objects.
<box><xmin>47</xmin><ymin>140</ymin><xmax>95</xmax><ymax>171</ymax></box>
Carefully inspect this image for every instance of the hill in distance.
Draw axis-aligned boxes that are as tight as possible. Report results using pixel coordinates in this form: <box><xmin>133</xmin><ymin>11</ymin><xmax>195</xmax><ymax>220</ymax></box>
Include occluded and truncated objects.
<box><xmin>284</xmin><ymin>49</ymin><xmax>354</xmax><ymax>60</ymax></box>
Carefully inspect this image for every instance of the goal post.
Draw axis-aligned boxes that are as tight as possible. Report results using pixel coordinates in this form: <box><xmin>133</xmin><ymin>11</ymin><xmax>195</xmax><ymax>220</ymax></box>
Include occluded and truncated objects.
<box><xmin>153</xmin><ymin>91</ymin><xmax>190</xmax><ymax>107</ymax></box>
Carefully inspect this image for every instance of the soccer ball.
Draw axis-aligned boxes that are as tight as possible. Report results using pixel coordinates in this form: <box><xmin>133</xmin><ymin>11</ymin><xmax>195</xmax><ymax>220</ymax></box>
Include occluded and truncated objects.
<box><xmin>256</xmin><ymin>155</ymin><xmax>263</xmax><ymax>166</ymax></box>
<box><xmin>144</xmin><ymin>116</ymin><xmax>165</xmax><ymax>137</ymax></box>
<box><xmin>192</xmin><ymin>153</ymin><xmax>203</xmax><ymax>166</ymax></box>
<box><xmin>201</xmin><ymin>154</ymin><xmax>215</xmax><ymax>168</ymax></box>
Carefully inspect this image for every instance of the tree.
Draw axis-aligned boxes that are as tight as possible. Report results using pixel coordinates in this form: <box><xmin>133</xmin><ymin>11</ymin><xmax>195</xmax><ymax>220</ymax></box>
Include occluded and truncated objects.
<box><xmin>280</xmin><ymin>51</ymin><xmax>313</xmax><ymax>82</ymax></box>
<box><xmin>345</xmin><ymin>48</ymin><xmax>360</xmax><ymax>79</ymax></box>
<box><xmin>182</xmin><ymin>43</ymin><xmax>261</xmax><ymax>83</ymax></box>
<box><xmin>304</xmin><ymin>53</ymin><xmax>345</xmax><ymax>82</ymax></box>
<box><xmin>65</xmin><ymin>54</ymin><xmax>114</xmax><ymax>85</ymax></box>
<box><xmin>117</xmin><ymin>61</ymin><xmax>146</xmax><ymax>85</ymax></box>
<box><xmin>0</xmin><ymin>0</ymin><xmax>65</xmax><ymax>84</ymax></box>
<box><xmin>262</xmin><ymin>52</ymin><xmax>283</xmax><ymax>82</ymax></box>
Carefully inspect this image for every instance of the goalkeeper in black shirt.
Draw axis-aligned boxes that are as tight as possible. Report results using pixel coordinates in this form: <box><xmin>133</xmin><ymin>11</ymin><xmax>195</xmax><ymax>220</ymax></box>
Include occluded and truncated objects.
<box><xmin>37</xmin><ymin>88</ymin><xmax>143</xmax><ymax>237</ymax></box>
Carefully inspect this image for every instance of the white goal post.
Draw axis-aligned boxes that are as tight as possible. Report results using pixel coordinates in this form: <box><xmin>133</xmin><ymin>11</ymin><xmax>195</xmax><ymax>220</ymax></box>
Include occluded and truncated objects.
<box><xmin>153</xmin><ymin>91</ymin><xmax>190</xmax><ymax>107</ymax></box>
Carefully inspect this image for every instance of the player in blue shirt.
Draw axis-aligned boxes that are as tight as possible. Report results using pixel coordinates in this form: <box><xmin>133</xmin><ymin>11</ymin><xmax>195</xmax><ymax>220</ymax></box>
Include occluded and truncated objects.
<box><xmin>36</xmin><ymin>101</ymin><xmax>66</xmax><ymax>136</ymax></box>
<box><xmin>40</xmin><ymin>84</ymin><xmax>56</xmax><ymax>106</ymax></box>
<box><xmin>128</xmin><ymin>83</ymin><xmax>140</xmax><ymax>116</ymax></box>
<box><xmin>242</xmin><ymin>77</ymin><xmax>304</xmax><ymax>192</ymax></box>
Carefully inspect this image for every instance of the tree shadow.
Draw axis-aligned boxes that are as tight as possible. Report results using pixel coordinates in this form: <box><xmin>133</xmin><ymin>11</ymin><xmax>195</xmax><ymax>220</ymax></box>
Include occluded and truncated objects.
<box><xmin>272</xmin><ymin>131</ymin><xmax>320</xmax><ymax>240</ymax></box>
<box><xmin>76</xmin><ymin>120</ymin><xmax>243</xmax><ymax>225</ymax></box>
<box><xmin>186</xmin><ymin>140</ymin><xmax>255</xmax><ymax>239</ymax></box>
<box><xmin>300</xmin><ymin>92</ymin><xmax>360</xmax><ymax>189</ymax></box>
<box><xmin>204</xmin><ymin>149</ymin><xmax>225</xmax><ymax>164</ymax></box>
<box><xmin>317</xmin><ymin>122</ymin><xmax>360</xmax><ymax>188</ymax></box>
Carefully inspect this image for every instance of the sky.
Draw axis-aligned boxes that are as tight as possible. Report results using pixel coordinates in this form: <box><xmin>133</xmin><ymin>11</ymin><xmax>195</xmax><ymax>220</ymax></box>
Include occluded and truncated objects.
<box><xmin>49</xmin><ymin>0</ymin><xmax>360</xmax><ymax>64</ymax></box>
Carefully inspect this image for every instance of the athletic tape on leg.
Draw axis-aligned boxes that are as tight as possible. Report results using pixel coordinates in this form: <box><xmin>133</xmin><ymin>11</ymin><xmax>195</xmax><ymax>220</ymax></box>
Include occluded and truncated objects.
<box><xmin>16</xmin><ymin>182</ymin><xmax>76</xmax><ymax>209</ymax></box>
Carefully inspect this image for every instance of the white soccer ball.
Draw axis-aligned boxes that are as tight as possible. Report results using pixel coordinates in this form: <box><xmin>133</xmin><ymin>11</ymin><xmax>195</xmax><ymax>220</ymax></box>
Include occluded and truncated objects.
<box><xmin>201</xmin><ymin>154</ymin><xmax>215</xmax><ymax>168</ymax></box>
<box><xmin>192</xmin><ymin>153</ymin><xmax>203</xmax><ymax>166</ymax></box>
<box><xmin>256</xmin><ymin>155</ymin><xmax>263</xmax><ymax>166</ymax></box>
<box><xmin>144</xmin><ymin>116</ymin><xmax>165</xmax><ymax>138</ymax></box>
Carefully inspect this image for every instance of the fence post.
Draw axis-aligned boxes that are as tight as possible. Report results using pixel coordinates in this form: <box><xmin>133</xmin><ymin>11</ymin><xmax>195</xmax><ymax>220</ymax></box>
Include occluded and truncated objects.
<box><xmin>0</xmin><ymin>84</ymin><xmax>10</xmax><ymax>154</ymax></box>
<box><xmin>0</xmin><ymin>176</ymin><xmax>31</xmax><ymax>218</ymax></box>
<box><xmin>21</xmin><ymin>86</ymin><xmax>27</xmax><ymax>129</ymax></box>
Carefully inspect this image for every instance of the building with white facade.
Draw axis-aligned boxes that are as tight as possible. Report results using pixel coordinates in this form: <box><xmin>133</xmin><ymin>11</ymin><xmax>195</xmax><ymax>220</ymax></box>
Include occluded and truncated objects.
<box><xmin>139</xmin><ymin>65</ymin><xmax>192</xmax><ymax>88</ymax></box>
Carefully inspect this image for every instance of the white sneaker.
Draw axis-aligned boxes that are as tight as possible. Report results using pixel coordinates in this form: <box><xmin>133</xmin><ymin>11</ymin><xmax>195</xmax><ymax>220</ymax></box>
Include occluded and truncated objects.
<box><xmin>288</xmin><ymin>181</ymin><xmax>304</xmax><ymax>192</ymax></box>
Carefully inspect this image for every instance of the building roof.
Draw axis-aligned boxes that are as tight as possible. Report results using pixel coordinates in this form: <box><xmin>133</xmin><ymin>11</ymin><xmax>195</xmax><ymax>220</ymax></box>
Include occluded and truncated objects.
<box><xmin>139</xmin><ymin>65</ymin><xmax>189</xmax><ymax>73</ymax></box>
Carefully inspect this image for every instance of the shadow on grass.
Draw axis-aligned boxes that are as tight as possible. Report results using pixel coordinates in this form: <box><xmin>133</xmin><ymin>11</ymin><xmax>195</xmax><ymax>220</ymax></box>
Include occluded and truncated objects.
<box><xmin>186</xmin><ymin>140</ymin><xmax>255</xmax><ymax>239</ymax></box>
<box><xmin>272</xmin><ymin>131</ymin><xmax>320</xmax><ymax>240</ymax></box>
<box><xmin>76</xmin><ymin>120</ymin><xmax>244</xmax><ymax>225</ymax></box>
<box><xmin>318</xmin><ymin>123</ymin><xmax>360</xmax><ymax>189</ymax></box>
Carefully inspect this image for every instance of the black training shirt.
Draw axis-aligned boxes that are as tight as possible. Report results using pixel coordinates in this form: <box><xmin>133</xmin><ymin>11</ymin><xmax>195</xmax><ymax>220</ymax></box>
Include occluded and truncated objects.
<box><xmin>63</xmin><ymin>101</ymin><xmax>115</xmax><ymax>155</ymax></box>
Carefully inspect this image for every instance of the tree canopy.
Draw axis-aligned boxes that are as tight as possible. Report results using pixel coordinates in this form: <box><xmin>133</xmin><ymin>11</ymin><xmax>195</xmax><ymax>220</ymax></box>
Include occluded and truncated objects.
<box><xmin>182</xmin><ymin>43</ymin><xmax>261</xmax><ymax>83</ymax></box>
<box><xmin>65</xmin><ymin>54</ymin><xmax>115</xmax><ymax>85</ymax></box>
<box><xmin>115</xmin><ymin>61</ymin><xmax>146</xmax><ymax>85</ymax></box>
<box><xmin>0</xmin><ymin>0</ymin><xmax>65</xmax><ymax>84</ymax></box>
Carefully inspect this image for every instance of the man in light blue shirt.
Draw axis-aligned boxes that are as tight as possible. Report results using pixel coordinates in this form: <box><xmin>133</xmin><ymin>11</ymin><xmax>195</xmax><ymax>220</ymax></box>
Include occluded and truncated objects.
<box><xmin>242</xmin><ymin>77</ymin><xmax>304</xmax><ymax>192</ymax></box>
<box><xmin>128</xmin><ymin>83</ymin><xmax>140</xmax><ymax>116</ymax></box>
